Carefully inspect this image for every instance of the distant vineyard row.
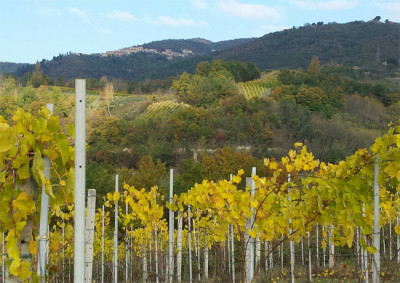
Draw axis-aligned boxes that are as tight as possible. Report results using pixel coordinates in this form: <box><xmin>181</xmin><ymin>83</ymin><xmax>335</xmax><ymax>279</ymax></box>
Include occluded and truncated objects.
<box><xmin>239</xmin><ymin>82</ymin><xmax>271</xmax><ymax>99</ymax></box>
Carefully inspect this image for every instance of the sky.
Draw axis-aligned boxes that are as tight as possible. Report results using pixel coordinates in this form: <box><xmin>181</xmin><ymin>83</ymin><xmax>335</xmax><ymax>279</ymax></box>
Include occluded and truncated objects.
<box><xmin>1</xmin><ymin>0</ymin><xmax>399</xmax><ymax>63</ymax></box>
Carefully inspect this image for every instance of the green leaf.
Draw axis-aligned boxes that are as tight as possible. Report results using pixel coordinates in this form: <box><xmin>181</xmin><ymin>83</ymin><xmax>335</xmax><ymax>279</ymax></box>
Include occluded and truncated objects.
<box><xmin>56</xmin><ymin>133</ymin><xmax>70</xmax><ymax>165</ymax></box>
<box><xmin>0</xmin><ymin>123</ymin><xmax>15</xmax><ymax>152</ymax></box>
<box><xmin>0</xmin><ymin>171</ymin><xmax>5</xmax><ymax>182</ymax></box>
<box><xmin>12</xmin><ymin>154</ymin><xmax>30</xmax><ymax>171</ymax></box>
<box><xmin>17</xmin><ymin>164</ymin><xmax>30</xmax><ymax>180</ymax></box>
<box><xmin>32</xmin><ymin>149</ymin><xmax>44</xmax><ymax>185</ymax></box>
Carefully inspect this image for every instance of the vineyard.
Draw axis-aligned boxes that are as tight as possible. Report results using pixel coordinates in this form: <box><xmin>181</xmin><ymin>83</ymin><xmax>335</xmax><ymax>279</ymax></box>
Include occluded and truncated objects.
<box><xmin>238</xmin><ymin>82</ymin><xmax>271</xmax><ymax>100</ymax></box>
<box><xmin>0</xmin><ymin>80</ymin><xmax>400</xmax><ymax>283</ymax></box>
<box><xmin>138</xmin><ymin>101</ymin><xmax>191</xmax><ymax>120</ymax></box>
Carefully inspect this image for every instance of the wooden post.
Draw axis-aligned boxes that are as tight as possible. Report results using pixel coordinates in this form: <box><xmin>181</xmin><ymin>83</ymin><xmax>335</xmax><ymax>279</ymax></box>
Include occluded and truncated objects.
<box><xmin>74</xmin><ymin>79</ymin><xmax>86</xmax><ymax>283</ymax></box>
<box><xmin>85</xmin><ymin>189</ymin><xmax>96</xmax><ymax>283</ymax></box>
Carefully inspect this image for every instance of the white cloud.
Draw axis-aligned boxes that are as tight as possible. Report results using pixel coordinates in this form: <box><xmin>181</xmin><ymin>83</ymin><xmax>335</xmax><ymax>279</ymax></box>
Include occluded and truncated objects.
<box><xmin>69</xmin><ymin>7</ymin><xmax>89</xmax><ymax>22</ymax></box>
<box><xmin>151</xmin><ymin>16</ymin><xmax>208</xmax><ymax>27</ymax></box>
<box><xmin>292</xmin><ymin>0</ymin><xmax>357</xmax><ymax>10</ymax></box>
<box><xmin>38</xmin><ymin>7</ymin><xmax>61</xmax><ymax>17</ymax></box>
<box><xmin>217</xmin><ymin>0</ymin><xmax>282</xmax><ymax>21</ymax></box>
<box><xmin>257</xmin><ymin>24</ymin><xmax>291</xmax><ymax>36</ymax></box>
<box><xmin>190</xmin><ymin>0</ymin><xmax>210</xmax><ymax>9</ymax></box>
<box><xmin>375</xmin><ymin>1</ymin><xmax>400</xmax><ymax>21</ymax></box>
<box><xmin>99</xmin><ymin>28</ymin><xmax>112</xmax><ymax>35</ymax></box>
<box><xmin>106</xmin><ymin>10</ymin><xmax>136</xmax><ymax>21</ymax></box>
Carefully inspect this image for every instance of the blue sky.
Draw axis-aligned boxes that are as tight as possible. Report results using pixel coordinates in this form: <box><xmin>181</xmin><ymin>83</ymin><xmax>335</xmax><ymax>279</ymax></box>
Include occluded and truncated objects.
<box><xmin>1</xmin><ymin>0</ymin><xmax>399</xmax><ymax>63</ymax></box>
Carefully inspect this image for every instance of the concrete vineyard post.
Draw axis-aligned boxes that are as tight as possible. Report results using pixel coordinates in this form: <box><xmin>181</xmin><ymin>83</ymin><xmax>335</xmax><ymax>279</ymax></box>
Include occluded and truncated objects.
<box><xmin>372</xmin><ymin>156</ymin><xmax>380</xmax><ymax>283</ymax></box>
<box><xmin>101</xmin><ymin>205</ymin><xmax>104</xmax><ymax>283</ymax></box>
<box><xmin>328</xmin><ymin>225</ymin><xmax>335</xmax><ymax>269</ymax></box>
<box><xmin>231</xmin><ymin>224</ymin><xmax>235</xmax><ymax>283</ymax></box>
<box><xmin>363</xmin><ymin>202</ymin><xmax>369</xmax><ymax>283</ymax></box>
<box><xmin>188</xmin><ymin>204</ymin><xmax>192</xmax><ymax>283</ymax></box>
<box><xmin>288</xmin><ymin>174</ymin><xmax>295</xmax><ymax>283</ymax></box>
<box><xmin>74</xmin><ymin>80</ymin><xmax>86</xmax><ymax>283</ymax></box>
<box><xmin>155</xmin><ymin>223</ymin><xmax>159</xmax><ymax>283</ymax></box>
<box><xmin>37</xmin><ymin>103</ymin><xmax>54</xmax><ymax>281</ymax></box>
<box><xmin>308</xmin><ymin>232</ymin><xmax>312</xmax><ymax>282</ymax></box>
<box><xmin>113</xmin><ymin>174</ymin><xmax>119</xmax><ymax>283</ymax></box>
<box><xmin>2</xmin><ymin>232</ymin><xmax>5</xmax><ymax>283</ymax></box>
<box><xmin>125</xmin><ymin>203</ymin><xmax>129</xmax><ymax>283</ymax></box>
<box><xmin>168</xmin><ymin>169</ymin><xmax>174</xmax><ymax>283</ymax></box>
<box><xmin>84</xmin><ymin>189</ymin><xmax>96</xmax><ymax>283</ymax></box>
<box><xmin>37</xmin><ymin>103</ymin><xmax>53</xmax><ymax>282</ymax></box>
<box><xmin>316</xmin><ymin>224</ymin><xmax>319</xmax><ymax>267</ymax></box>
<box><xmin>204</xmin><ymin>234</ymin><xmax>208</xmax><ymax>279</ymax></box>
<box><xmin>229</xmin><ymin>174</ymin><xmax>236</xmax><ymax>283</ymax></box>
<box><xmin>177</xmin><ymin>211</ymin><xmax>182</xmax><ymax>283</ymax></box>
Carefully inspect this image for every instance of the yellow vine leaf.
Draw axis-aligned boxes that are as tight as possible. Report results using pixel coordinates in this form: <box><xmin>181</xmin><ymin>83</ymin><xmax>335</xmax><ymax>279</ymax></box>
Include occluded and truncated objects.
<box><xmin>367</xmin><ymin>246</ymin><xmax>377</xmax><ymax>254</ymax></box>
<box><xmin>0</xmin><ymin>123</ymin><xmax>15</xmax><ymax>152</ymax></box>
<box><xmin>248</xmin><ymin>229</ymin><xmax>258</xmax><ymax>238</ymax></box>
<box><xmin>286</xmin><ymin>163</ymin><xmax>294</xmax><ymax>172</ymax></box>
<box><xmin>270</xmin><ymin>161</ymin><xmax>278</xmax><ymax>169</ymax></box>
<box><xmin>232</xmin><ymin>175</ymin><xmax>241</xmax><ymax>184</ymax></box>
<box><xmin>29</xmin><ymin>239</ymin><xmax>38</xmax><ymax>256</ymax></box>
<box><xmin>250</xmin><ymin>200</ymin><xmax>258</xmax><ymax>208</ymax></box>
<box><xmin>294</xmin><ymin>142</ymin><xmax>303</xmax><ymax>148</ymax></box>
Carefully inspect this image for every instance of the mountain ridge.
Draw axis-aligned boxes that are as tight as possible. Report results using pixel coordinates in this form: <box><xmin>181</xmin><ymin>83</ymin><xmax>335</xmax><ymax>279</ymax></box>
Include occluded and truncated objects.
<box><xmin>4</xmin><ymin>20</ymin><xmax>400</xmax><ymax>81</ymax></box>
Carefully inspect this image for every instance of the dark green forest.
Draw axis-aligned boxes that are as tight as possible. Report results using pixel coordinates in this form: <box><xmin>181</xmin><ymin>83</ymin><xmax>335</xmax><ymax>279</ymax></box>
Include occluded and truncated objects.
<box><xmin>5</xmin><ymin>20</ymin><xmax>400</xmax><ymax>83</ymax></box>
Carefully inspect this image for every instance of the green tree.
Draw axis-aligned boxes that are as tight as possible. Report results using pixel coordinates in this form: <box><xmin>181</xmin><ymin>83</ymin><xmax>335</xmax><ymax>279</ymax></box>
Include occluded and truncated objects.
<box><xmin>295</xmin><ymin>86</ymin><xmax>329</xmax><ymax>112</ymax></box>
<box><xmin>307</xmin><ymin>56</ymin><xmax>320</xmax><ymax>76</ymax></box>
<box><xmin>55</xmin><ymin>75</ymin><xmax>65</xmax><ymax>86</ymax></box>
<box><xmin>132</xmin><ymin>155</ymin><xmax>167</xmax><ymax>191</ymax></box>
<box><xmin>172</xmin><ymin>71</ymin><xmax>238</xmax><ymax>107</ymax></box>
